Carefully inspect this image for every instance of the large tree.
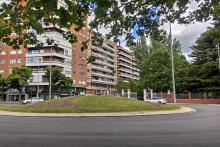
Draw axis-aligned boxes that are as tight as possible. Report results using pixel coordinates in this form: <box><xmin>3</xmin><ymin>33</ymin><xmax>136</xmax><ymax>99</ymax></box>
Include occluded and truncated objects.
<box><xmin>0</xmin><ymin>0</ymin><xmax>218</xmax><ymax>48</ymax></box>
<box><xmin>186</xmin><ymin>20</ymin><xmax>220</xmax><ymax>92</ymax></box>
<box><xmin>134</xmin><ymin>37</ymin><xmax>189</xmax><ymax>92</ymax></box>
<box><xmin>8</xmin><ymin>66</ymin><xmax>32</xmax><ymax>93</ymax></box>
<box><xmin>45</xmin><ymin>67</ymin><xmax>73</xmax><ymax>98</ymax></box>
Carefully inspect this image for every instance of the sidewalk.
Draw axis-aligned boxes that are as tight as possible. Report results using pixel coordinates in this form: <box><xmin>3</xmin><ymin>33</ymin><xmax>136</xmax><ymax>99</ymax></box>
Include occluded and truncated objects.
<box><xmin>0</xmin><ymin>107</ymin><xmax>195</xmax><ymax>117</ymax></box>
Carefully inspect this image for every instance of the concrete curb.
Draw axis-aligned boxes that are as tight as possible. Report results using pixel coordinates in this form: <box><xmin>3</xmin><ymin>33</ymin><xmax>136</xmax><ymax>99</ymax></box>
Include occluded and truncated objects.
<box><xmin>0</xmin><ymin>106</ymin><xmax>195</xmax><ymax>117</ymax></box>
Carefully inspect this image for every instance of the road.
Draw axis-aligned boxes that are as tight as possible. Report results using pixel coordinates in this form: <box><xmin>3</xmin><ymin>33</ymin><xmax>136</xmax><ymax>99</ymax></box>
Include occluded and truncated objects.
<box><xmin>0</xmin><ymin>105</ymin><xmax>219</xmax><ymax>147</ymax></box>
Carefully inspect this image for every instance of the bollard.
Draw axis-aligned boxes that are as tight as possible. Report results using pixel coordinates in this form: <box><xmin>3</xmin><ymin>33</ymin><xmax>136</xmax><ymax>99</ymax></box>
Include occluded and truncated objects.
<box><xmin>144</xmin><ymin>89</ymin><xmax>147</xmax><ymax>101</ymax></box>
<box><xmin>128</xmin><ymin>89</ymin><xmax>131</xmax><ymax>98</ymax></box>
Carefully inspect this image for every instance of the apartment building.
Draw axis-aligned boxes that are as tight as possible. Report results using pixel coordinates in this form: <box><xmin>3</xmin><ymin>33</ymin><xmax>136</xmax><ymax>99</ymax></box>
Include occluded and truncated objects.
<box><xmin>0</xmin><ymin>44</ymin><xmax>26</xmax><ymax>77</ymax></box>
<box><xmin>117</xmin><ymin>46</ymin><xmax>140</xmax><ymax>82</ymax></box>
<box><xmin>71</xmin><ymin>27</ymin><xmax>89</xmax><ymax>95</ymax></box>
<box><xmin>25</xmin><ymin>24</ymin><xmax>72</xmax><ymax>98</ymax></box>
<box><xmin>86</xmin><ymin>41</ymin><xmax>118</xmax><ymax>95</ymax></box>
<box><xmin>0</xmin><ymin>28</ymin><xmax>139</xmax><ymax>99</ymax></box>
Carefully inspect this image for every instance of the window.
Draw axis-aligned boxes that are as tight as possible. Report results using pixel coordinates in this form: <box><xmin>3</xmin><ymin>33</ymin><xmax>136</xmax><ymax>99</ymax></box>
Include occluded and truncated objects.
<box><xmin>79</xmin><ymin>64</ymin><xmax>86</xmax><ymax>68</ymax></box>
<box><xmin>10</xmin><ymin>59</ymin><xmax>16</xmax><ymax>64</ymax></box>
<box><xmin>10</xmin><ymin>50</ymin><xmax>16</xmax><ymax>55</ymax></box>
<box><xmin>0</xmin><ymin>60</ymin><xmax>5</xmax><ymax>64</ymax></box>
<box><xmin>80</xmin><ymin>56</ymin><xmax>86</xmax><ymax>60</ymax></box>
<box><xmin>17</xmin><ymin>59</ymin><xmax>22</xmax><ymax>63</ymax></box>
<box><xmin>10</xmin><ymin>49</ymin><xmax>22</xmax><ymax>54</ymax></box>
<box><xmin>17</xmin><ymin>50</ymin><xmax>22</xmax><ymax>54</ymax></box>
<box><xmin>0</xmin><ymin>51</ymin><xmax>6</xmax><ymax>55</ymax></box>
<box><xmin>80</xmin><ymin>72</ymin><xmax>86</xmax><ymax>78</ymax></box>
<box><xmin>82</xmin><ymin>81</ymin><xmax>86</xmax><ymax>85</ymax></box>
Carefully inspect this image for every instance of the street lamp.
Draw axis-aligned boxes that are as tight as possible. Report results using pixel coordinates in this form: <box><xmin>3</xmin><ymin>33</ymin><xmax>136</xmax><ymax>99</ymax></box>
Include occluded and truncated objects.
<box><xmin>169</xmin><ymin>23</ymin><xmax>176</xmax><ymax>104</ymax></box>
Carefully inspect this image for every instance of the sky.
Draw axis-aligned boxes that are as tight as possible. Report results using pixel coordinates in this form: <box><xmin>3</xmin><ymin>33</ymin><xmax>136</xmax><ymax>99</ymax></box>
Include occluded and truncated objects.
<box><xmin>162</xmin><ymin>21</ymin><xmax>211</xmax><ymax>60</ymax></box>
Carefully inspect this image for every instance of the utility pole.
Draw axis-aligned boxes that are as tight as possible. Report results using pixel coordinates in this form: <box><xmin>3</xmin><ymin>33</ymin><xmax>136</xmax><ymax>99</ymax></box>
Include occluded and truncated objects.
<box><xmin>169</xmin><ymin>23</ymin><xmax>176</xmax><ymax>104</ymax></box>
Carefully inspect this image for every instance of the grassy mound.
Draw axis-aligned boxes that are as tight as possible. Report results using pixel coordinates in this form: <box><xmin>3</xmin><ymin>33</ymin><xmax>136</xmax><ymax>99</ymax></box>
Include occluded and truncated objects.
<box><xmin>0</xmin><ymin>96</ymin><xmax>180</xmax><ymax>113</ymax></box>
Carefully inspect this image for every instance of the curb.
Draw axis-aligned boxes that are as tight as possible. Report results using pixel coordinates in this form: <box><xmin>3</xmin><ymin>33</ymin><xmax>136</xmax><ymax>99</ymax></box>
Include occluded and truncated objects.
<box><xmin>0</xmin><ymin>107</ymin><xmax>195</xmax><ymax>117</ymax></box>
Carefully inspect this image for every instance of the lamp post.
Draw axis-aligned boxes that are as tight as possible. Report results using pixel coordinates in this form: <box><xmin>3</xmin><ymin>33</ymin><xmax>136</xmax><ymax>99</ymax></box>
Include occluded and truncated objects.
<box><xmin>49</xmin><ymin>47</ymin><xmax>52</xmax><ymax>99</ymax></box>
<box><xmin>169</xmin><ymin>23</ymin><xmax>176</xmax><ymax>104</ymax></box>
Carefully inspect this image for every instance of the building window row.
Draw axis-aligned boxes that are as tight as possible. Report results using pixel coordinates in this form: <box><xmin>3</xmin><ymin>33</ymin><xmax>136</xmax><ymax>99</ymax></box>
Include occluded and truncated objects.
<box><xmin>10</xmin><ymin>59</ymin><xmax>22</xmax><ymax>64</ymax></box>
<box><xmin>0</xmin><ymin>50</ymin><xmax>22</xmax><ymax>55</ymax></box>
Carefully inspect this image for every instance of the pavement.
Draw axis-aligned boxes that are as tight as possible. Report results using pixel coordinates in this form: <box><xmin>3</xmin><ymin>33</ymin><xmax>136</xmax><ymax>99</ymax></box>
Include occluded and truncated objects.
<box><xmin>0</xmin><ymin>106</ymin><xmax>194</xmax><ymax>117</ymax></box>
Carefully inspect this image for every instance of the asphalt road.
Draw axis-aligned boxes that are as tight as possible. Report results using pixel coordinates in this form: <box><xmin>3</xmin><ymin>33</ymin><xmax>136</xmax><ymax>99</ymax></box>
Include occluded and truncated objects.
<box><xmin>0</xmin><ymin>105</ymin><xmax>220</xmax><ymax>147</ymax></box>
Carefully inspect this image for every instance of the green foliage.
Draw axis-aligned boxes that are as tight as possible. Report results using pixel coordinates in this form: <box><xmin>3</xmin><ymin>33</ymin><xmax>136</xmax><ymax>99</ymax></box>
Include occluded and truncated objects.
<box><xmin>133</xmin><ymin>37</ymin><xmax>189</xmax><ymax>92</ymax></box>
<box><xmin>45</xmin><ymin>67</ymin><xmax>73</xmax><ymax>97</ymax></box>
<box><xmin>8</xmin><ymin>66</ymin><xmax>32</xmax><ymax>90</ymax></box>
<box><xmin>116</xmin><ymin>79</ymin><xmax>138</xmax><ymax>92</ymax></box>
<box><xmin>0</xmin><ymin>0</ymin><xmax>218</xmax><ymax>49</ymax></box>
<box><xmin>186</xmin><ymin>22</ymin><xmax>220</xmax><ymax>92</ymax></box>
<box><xmin>0</xmin><ymin>96</ymin><xmax>180</xmax><ymax>113</ymax></box>
<box><xmin>0</xmin><ymin>75</ymin><xmax>9</xmax><ymax>100</ymax></box>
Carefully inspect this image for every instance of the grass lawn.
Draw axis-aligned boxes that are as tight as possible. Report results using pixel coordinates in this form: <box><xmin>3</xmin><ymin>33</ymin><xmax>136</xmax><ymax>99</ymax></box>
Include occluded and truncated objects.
<box><xmin>0</xmin><ymin>96</ymin><xmax>180</xmax><ymax>113</ymax></box>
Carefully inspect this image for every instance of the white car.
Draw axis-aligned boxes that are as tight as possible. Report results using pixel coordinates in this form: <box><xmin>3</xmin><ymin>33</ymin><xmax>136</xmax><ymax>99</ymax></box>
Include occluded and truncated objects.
<box><xmin>146</xmin><ymin>97</ymin><xmax>167</xmax><ymax>104</ymax></box>
<box><xmin>22</xmin><ymin>97</ymin><xmax>44</xmax><ymax>104</ymax></box>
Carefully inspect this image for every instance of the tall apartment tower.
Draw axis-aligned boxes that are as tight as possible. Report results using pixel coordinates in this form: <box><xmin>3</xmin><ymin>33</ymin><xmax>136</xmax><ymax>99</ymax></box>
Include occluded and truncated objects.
<box><xmin>26</xmin><ymin>24</ymin><xmax>72</xmax><ymax>98</ymax></box>
<box><xmin>117</xmin><ymin>46</ymin><xmax>140</xmax><ymax>82</ymax></box>
<box><xmin>86</xmin><ymin>41</ymin><xmax>118</xmax><ymax>95</ymax></box>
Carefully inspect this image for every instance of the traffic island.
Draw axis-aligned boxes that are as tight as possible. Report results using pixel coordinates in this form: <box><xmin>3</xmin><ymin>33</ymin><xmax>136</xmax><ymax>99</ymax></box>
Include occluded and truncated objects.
<box><xmin>0</xmin><ymin>96</ymin><xmax>194</xmax><ymax>117</ymax></box>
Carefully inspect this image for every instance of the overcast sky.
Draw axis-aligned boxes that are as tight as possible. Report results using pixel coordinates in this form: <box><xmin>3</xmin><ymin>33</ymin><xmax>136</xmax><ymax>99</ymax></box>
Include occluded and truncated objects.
<box><xmin>163</xmin><ymin>22</ymin><xmax>211</xmax><ymax>60</ymax></box>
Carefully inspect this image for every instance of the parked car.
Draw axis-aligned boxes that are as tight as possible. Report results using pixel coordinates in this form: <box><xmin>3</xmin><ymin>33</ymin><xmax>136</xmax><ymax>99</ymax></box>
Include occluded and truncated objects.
<box><xmin>22</xmin><ymin>97</ymin><xmax>44</xmax><ymax>104</ymax></box>
<box><xmin>146</xmin><ymin>97</ymin><xmax>167</xmax><ymax>104</ymax></box>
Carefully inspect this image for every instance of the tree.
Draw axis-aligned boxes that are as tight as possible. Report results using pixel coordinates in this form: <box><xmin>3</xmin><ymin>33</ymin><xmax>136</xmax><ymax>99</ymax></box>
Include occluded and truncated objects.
<box><xmin>134</xmin><ymin>37</ymin><xmax>189</xmax><ymax>92</ymax></box>
<box><xmin>7</xmin><ymin>66</ymin><xmax>32</xmax><ymax>94</ymax></box>
<box><xmin>116</xmin><ymin>79</ymin><xmax>138</xmax><ymax>92</ymax></box>
<box><xmin>0</xmin><ymin>0</ymin><xmax>218</xmax><ymax>49</ymax></box>
<box><xmin>0</xmin><ymin>75</ymin><xmax>9</xmax><ymax>101</ymax></box>
<box><xmin>186</xmin><ymin>21</ymin><xmax>220</xmax><ymax>92</ymax></box>
<box><xmin>45</xmin><ymin>67</ymin><xmax>73</xmax><ymax>98</ymax></box>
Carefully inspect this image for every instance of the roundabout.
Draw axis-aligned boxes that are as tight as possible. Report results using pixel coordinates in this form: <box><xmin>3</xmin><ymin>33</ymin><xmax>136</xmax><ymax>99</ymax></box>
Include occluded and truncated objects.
<box><xmin>0</xmin><ymin>105</ymin><xmax>219</xmax><ymax>147</ymax></box>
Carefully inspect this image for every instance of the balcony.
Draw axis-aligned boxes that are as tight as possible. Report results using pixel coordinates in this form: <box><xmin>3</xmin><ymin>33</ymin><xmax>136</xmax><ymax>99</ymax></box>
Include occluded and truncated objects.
<box><xmin>91</xmin><ymin>45</ymin><xmax>115</xmax><ymax>57</ymax></box>
<box><xmin>92</xmin><ymin>52</ymin><xmax>105</xmax><ymax>59</ymax></box>
<box><xmin>118</xmin><ymin>62</ymin><xmax>132</xmax><ymax>69</ymax></box>
<box><xmin>28</xmin><ymin>82</ymin><xmax>49</xmax><ymax>86</ymax></box>
<box><xmin>119</xmin><ymin>73</ymin><xmax>132</xmax><ymax>79</ymax></box>
<box><xmin>119</xmin><ymin>68</ymin><xmax>133</xmax><ymax>74</ymax></box>
<box><xmin>94</xmin><ymin>60</ymin><xmax>115</xmax><ymax>68</ymax></box>
<box><xmin>91</xmin><ymin>65</ymin><xmax>112</xmax><ymax>73</ymax></box>
<box><xmin>91</xmin><ymin>72</ymin><xmax>115</xmax><ymax>79</ymax></box>
<box><xmin>91</xmin><ymin>79</ymin><xmax>115</xmax><ymax>85</ymax></box>
<box><xmin>27</xmin><ymin>34</ymin><xmax>72</xmax><ymax>50</ymax></box>
<box><xmin>26</xmin><ymin>60</ymin><xmax>65</xmax><ymax>67</ymax></box>
<box><xmin>119</xmin><ymin>57</ymin><xmax>132</xmax><ymax>65</ymax></box>
<box><xmin>26</xmin><ymin>51</ymin><xmax>72</xmax><ymax>60</ymax></box>
<box><xmin>102</xmin><ymin>42</ymin><xmax>115</xmax><ymax>52</ymax></box>
<box><xmin>118</xmin><ymin>51</ymin><xmax>132</xmax><ymax>59</ymax></box>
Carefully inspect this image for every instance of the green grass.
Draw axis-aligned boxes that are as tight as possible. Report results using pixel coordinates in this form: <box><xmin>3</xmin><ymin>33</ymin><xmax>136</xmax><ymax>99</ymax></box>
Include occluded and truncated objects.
<box><xmin>0</xmin><ymin>96</ymin><xmax>180</xmax><ymax>113</ymax></box>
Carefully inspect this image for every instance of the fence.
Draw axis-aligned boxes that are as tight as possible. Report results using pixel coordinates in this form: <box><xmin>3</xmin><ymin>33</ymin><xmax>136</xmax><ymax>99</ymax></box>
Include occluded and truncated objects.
<box><xmin>119</xmin><ymin>92</ymin><xmax>138</xmax><ymax>99</ymax></box>
<box><xmin>153</xmin><ymin>92</ymin><xmax>220</xmax><ymax>104</ymax></box>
